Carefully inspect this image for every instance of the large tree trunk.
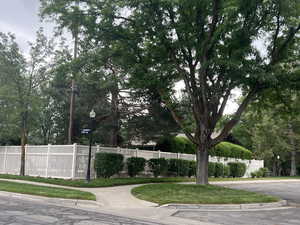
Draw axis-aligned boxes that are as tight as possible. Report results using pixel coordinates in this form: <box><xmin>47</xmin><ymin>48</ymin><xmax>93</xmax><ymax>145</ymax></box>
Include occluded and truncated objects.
<box><xmin>272</xmin><ymin>158</ymin><xmax>277</xmax><ymax>176</ymax></box>
<box><xmin>20</xmin><ymin>127</ymin><xmax>27</xmax><ymax>176</ymax></box>
<box><xmin>290</xmin><ymin>150</ymin><xmax>297</xmax><ymax>176</ymax></box>
<box><xmin>289</xmin><ymin>127</ymin><xmax>297</xmax><ymax>176</ymax></box>
<box><xmin>109</xmin><ymin>82</ymin><xmax>120</xmax><ymax>147</ymax></box>
<box><xmin>196</xmin><ymin>145</ymin><xmax>209</xmax><ymax>185</ymax></box>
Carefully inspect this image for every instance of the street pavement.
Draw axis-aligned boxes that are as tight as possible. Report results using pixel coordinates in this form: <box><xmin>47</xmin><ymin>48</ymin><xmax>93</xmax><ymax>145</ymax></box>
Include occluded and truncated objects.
<box><xmin>0</xmin><ymin>195</ymin><xmax>168</xmax><ymax>225</ymax></box>
<box><xmin>174</xmin><ymin>207</ymin><xmax>300</xmax><ymax>225</ymax></box>
<box><xmin>220</xmin><ymin>181</ymin><xmax>300</xmax><ymax>205</ymax></box>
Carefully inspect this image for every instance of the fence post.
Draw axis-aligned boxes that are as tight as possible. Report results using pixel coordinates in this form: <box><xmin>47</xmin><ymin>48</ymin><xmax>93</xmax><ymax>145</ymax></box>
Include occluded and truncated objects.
<box><xmin>177</xmin><ymin>152</ymin><xmax>180</xmax><ymax>159</ymax></box>
<box><xmin>45</xmin><ymin>144</ymin><xmax>51</xmax><ymax>177</ymax></box>
<box><xmin>96</xmin><ymin>145</ymin><xmax>100</xmax><ymax>152</ymax></box>
<box><xmin>158</xmin><ymin>150</ymin><xmax>161</xmax><ymax>159</ymax></box>
<box><xmin>135</xmin><ymin>148</ymin><xmax>138</xmax><ymax>157</ymax></box>
<box><xmin>71</xmin><ymin>143</ymin><xmax>77</xmax><ymax>179</ymax></box>
<box><xmin>4</xmin><ymin>146</ymin><xmax>8</xmax><ymax>173</ymax></box>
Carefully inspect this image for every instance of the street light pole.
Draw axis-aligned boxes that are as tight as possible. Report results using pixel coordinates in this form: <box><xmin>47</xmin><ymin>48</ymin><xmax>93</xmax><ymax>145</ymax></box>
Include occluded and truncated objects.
<box><xmin>277</xmin><ymin>155</ymin><xmax>280</xmax><ymax>177</ymax></box>
<box><xmin>86</xmin><ymin>109</ymin><xmax>96</xmax><ymax>183</ymax></box>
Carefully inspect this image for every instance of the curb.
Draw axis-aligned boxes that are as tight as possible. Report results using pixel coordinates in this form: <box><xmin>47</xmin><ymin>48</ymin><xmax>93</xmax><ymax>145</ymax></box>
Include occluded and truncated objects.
<box><xmin>0</xmin><ymin>191</ymin><xmax>102</xmax><ymax>209</ymax></box>
<box><xmin>160</xmin><ymin>200</ymin><xmax>288</xmax><ymax>210</ymax></box>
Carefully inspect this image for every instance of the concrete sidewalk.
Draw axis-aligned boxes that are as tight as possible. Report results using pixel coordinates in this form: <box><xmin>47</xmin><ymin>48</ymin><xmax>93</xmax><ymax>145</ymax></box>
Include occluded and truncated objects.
<box><xmin>0</xmin><ymin>178</ymin><xmax>215</xmax><ymax>225</ymax></box>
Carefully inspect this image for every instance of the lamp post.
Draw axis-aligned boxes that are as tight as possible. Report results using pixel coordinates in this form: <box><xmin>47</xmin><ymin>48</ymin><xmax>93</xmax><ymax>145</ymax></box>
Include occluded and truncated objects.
<box><xmin>86</xmin><ymin>109</ymin><xmax>96</xmax><ymax>183</ymax></box>
<box><xmin>277</xmin><ymin>155</ymin><xmax>280</xmax><ymax>177</ymax></box>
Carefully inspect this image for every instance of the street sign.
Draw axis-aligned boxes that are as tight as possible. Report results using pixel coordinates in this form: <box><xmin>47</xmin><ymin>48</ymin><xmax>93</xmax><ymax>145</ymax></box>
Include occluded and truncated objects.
<box><xmin>81</xmin><ymin>128</ymin><xmax>91</xmax><ymax>134</ymax></box>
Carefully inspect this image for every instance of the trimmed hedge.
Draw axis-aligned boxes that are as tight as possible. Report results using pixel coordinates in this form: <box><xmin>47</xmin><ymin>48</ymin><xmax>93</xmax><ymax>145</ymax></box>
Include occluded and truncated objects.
<box><xmin>224</xmin><ymin>165</ymin><xmax>230</xmax><ymax>177</ymax></box>
<box><xmin>95</xmin><ymin>152</ymin><xmax>124</xmax><ymax>178</ymax></box>
<box><xmin>210</xmin><ymin>142</ymin><xmax>252</xmax><ymax>160</ymax></box>
<box><xmin>156</xmin><ymin>136</ymin><xmax>196</xmax><ymax>154</ymax></box>
<box><xmin>126</xmin><ymin>157</ymin><xmax>146</xmax><ymax>177</ymax></box>
<box><xmin>188</xmin><ymin>161</ymin><xmax>196</xmax><ymax>177</ymax></box>
<box><xmin>148</xmin><ymin>158</ymin><xmax>168</xmax><ymax>177</ymax></box>
<box><xmin>167</xmin><ymin>159</ymin><xmax>190</xmax><ymax>177</ymax></box>
<box><xmin>251</xmin><ymin>167</ymin><xmax>269</xmax><ymax>178</ymax></box>
<box><xmin>228</xmin><ymin>162</ymin><xmax>247</xmax><ymax>177</ymax></box>
<box><xmin>156</xmin><ymin>137</ymin><xmax>253</xmax><ymax>160</ymax></box>
<box><xmin>214</xmin><ymin>163</ymin><xmax>224</xmax><ymax>178</ymax></box>
<box><xmin>208</xmin><ymin>162</ymin><xmax>216</xmax><ymax>177</ymax></box>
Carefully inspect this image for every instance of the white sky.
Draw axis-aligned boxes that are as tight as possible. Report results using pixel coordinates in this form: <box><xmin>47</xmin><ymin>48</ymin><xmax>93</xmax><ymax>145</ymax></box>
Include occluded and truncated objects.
<box><xmin>0</xmin><ymin>0</ymin><xmax>54</xmax><ymax>54</ymax></box>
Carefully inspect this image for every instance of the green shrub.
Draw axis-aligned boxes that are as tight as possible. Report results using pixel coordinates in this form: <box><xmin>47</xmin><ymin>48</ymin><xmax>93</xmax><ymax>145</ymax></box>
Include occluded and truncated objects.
<box><xmin>214</xmin><ymin>163</ymin><xmax>224</xmax><ymax>178</ymax></box>
<box><xmin>156</xmin><ymin>136</ymin><xmax>196</xmax><ymax>154</ymax></box>
<box><xmin>157</xmin><ymin>138</ymin><xmax>252</xmax><ymax>160</ymax></box>
<box><xmin>126</xmin><ymin>157</ymin><xmax>146</xmax><ymax>177</ymax></box>
<box><xmin>251</xmin><ymin>168</ymin><xmax>269</xmax><ymax>178</ymax></box>
<box><xmin>211</xmin><ymin>142</ymin><xmax>253</xmax><ymax>160</ymax></box>
<box><xmin>95</xmin><ymin>153</ymin><xmax>124</xmax><ymax>178</ymax></box>
<box><xmin>175</xmin><ymin>137</ymin><xmax>196</xmax><ymax>154</ymax></box>
<box><xmin>188</xmin><ymin>161</ymin><xmax>197</xmax><ymax>177</ymax></box>
<box><xmin>228</xmin><ymin>162</ymin><xmax>246</xmax><ymax>177</ymax></box>
<box><xmin>208</xmin><ymin>162</ymin><xmax>216</xmax><ymax>177</ymax></box>
<box><xmin>167</xmin><ymin>159</ymin><xmax>190</xmax><ymax>177</ymax></box>
<box><xmin>224</xmin><ymin>165</ymin><xmax>230</xmax><ymax>177</ymax></box>
<box><xmin>259</xmin><ymin>167</ymin><xmax>269</xmax><ymax>177</ymax></box>
<box><xmin>251</xmin><ymin>171</ymin><xmax>257</xmax><ymax>178</ymax></box>
<box><xmin>148</xmin><ymin>158</ymin><xmax>168</xmax><ymax>177</ymax></box>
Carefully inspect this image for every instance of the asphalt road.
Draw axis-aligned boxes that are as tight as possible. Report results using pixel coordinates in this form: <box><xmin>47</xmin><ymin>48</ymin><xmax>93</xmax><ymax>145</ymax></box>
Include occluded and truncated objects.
<box><xmin>175</xmin><ymin>181</ymin><xmax>300</xmax><ymax>225</ymax></box>
<box><xmin>223</xmin><ymin>181</ymin><xmax>300</xmax><ymax>205</ymax></box>
<box><xmin>0</xmin><ymin>195</ymin><xmax>166</xmax><ymax>225</ymax></box>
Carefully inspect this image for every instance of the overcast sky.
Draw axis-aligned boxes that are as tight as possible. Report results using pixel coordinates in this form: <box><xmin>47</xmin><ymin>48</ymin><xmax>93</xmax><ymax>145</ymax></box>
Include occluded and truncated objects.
<box><xmin>0</xmin><ymin>0</ymin><xmax>239</xmax><ymax>114</ymax></box>
<box><xmin>0</xmin><ymin>0</ymin><xmax>54</xmax><ymax>53</ymax></box>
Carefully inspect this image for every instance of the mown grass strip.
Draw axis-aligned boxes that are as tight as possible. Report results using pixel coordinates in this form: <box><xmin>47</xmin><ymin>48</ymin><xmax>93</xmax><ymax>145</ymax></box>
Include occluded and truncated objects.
<box><xmin>0</xmin><ymin>174</ymin><xmax>194</xmax><ymax>187</ymax></box>
<box><xmin>131</xmin><ymin>183</ymin><xmax>280</xmax><ymax>205</ymax></box>
<box><xmin>0</xmin><ymin>180</ymin><xmax>95</xmax><ymax>200</ymax></box>
<box><xmin>0</xmin><ymin>174</ymin><xmax>299</xmax><ymax>188</ymax></box>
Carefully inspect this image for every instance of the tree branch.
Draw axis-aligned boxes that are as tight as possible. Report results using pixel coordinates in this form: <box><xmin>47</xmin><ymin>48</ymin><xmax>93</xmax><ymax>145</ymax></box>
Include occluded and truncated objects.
<box><xmin>211</xmin><ymin>88</ymin><xmax>258</xmax><ymax>146</ymax></box>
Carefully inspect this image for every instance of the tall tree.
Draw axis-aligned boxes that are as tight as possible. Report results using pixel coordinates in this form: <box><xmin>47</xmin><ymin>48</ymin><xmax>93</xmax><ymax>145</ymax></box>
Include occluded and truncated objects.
<box><xmin>0</xmin><ymin>30</ymin><xmax>53</xmax><ymax>175</ymax></box>
<box><xmin>41</xmin><ymin>0</ymin><xmax>300</xmax><ymax>184</ymax></box>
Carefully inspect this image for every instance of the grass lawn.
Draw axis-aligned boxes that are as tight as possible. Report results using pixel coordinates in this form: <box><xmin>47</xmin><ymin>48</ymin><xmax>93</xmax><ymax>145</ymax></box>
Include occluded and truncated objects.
<box><xmin>0</xmin><ymin>174</ymin><xmax>194</xmax><ymax>187</ymax></box>
<box><xmin>0</xmin><ymin>174</ymin><xmax>299</xmax><ymax>188</ymax></box>
<box><xmin>0</xmin><ymin>180</ymin><xmax>95</xmax><ymax>200</ymax></box>
<box><xmin>131</xmin><ymin>183</ymin><xmax>280</xmax><ymax>205</ymax></box>
<box><xmin>0</xmin><ymin>174</ymin><xmax>300</xmax><ymax>188</ymax></box>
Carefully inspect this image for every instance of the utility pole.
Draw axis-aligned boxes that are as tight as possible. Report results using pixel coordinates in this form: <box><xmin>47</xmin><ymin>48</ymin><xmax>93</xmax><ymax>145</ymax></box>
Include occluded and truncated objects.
<box><xmin>68</xmin><ymin>0</ymin><xmax>79</xmax><ymax>144</ymax></box>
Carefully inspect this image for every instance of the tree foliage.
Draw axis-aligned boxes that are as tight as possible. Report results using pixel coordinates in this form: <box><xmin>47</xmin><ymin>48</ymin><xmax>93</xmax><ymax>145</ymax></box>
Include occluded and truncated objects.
<box><xmin>40</xmin><ymin>0</ymin><xmax>300</xmax><ymax>184</ymax></box>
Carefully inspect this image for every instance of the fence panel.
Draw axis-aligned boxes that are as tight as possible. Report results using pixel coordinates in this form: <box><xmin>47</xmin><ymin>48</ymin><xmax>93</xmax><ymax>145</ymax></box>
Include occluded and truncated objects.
<box><xmin>0</xmin><ymin>144</ymin><xmax>264</xmax><ymax>179</ymax></box>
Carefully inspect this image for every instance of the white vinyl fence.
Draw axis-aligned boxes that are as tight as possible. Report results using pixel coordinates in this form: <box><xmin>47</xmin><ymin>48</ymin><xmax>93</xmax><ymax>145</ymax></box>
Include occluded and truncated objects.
<box><xmin>0</xmin><ymin>145</ymin><xmax>264</xmax><ymax>179</ymax></box>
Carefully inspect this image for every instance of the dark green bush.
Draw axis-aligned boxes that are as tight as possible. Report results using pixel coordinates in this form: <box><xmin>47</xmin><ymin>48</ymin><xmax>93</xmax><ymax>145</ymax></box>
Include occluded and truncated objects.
<box><xmin>224</xmin><ymin>165</ymin><xmax>230</xmax><ymax>177</ymax></box>
<box><xmin>251</xmin><ymin>167</ymin><xmax>269</xmax><ymax>178</ymax></box>
<box><xmin>214</xmin><ymin>163</ymin><xmax>224</xmax><ymax>178</ymax></box>
<box><xmin>228</xmin><ymin>162</ymin><xmax>247</xmax><ymax>177</ymax></box>
<box><xmin>188</xmin><ymin>161</ymin><xmax>197</xmax><ymax>177</ymax></box>
<box><xmin>156</xmin><ymin>136</ymin><xmax>196</xmax><ymax>154</ymax></box>
<box><xmin>167</xmin><ymin>159</ymin><xmax>190</xmax><ymax>177</ymax></box>
<box><xmin>95</xmin><ymin>153</ymin><xmax>124</xmax><ymax>178</ymax></box>
<box><xmin>208</xmin><ymin>162</ymin><xmax>216</xmax><ymax>177</ymax></box>
<box><xmin>126</xmin><ymin>157</ymin><xmax>146</xmax><ymax>177</ymax></box>
<box><xmin>148</xmin><ymin>158</ymin><xmax>168</xmax><ymax>177</ymax></box>
<box><xmin>259</xmin><ymin>167</ymin><xmax>269</xmax><ymax>177</ymax></box>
